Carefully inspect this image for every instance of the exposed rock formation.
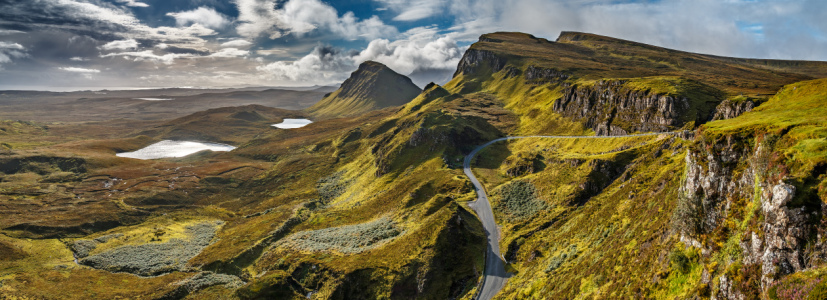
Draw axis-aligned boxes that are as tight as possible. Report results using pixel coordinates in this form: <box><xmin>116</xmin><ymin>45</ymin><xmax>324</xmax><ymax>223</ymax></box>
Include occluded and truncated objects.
<box><xmin>711</xmin><ymin>99</ymin><xmax>756</xmax><ymax>120</ymax></box>
<box><xmin>453</xmin><ymin>49</ymin><xmax>506</xmax><ymax>78</ymax></box>
<box><xmin>676</xmin><ymin>135</ymin><xmax>821</xmax><ymax>298</ymax></box>
<box><xmin>524</xmin><ymin>66</ymin><xmax>569</xmax><ymax>83</ymax></box>
<box><xmin>552</xmin><ymin>80</ymin><xmax>694</xmax><ymax>135</ymax></box>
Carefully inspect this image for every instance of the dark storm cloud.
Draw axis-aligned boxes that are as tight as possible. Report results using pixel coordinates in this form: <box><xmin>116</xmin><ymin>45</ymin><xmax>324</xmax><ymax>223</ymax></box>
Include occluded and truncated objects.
<box><xmin>0</xmin><ymin>0</ymin><xmax>133</xmax><ymax>33</ymax></box>
<box><xmin>163</xmin><ymin>46</ymin><xmax>211</xmax><ymax>55</ymax></box>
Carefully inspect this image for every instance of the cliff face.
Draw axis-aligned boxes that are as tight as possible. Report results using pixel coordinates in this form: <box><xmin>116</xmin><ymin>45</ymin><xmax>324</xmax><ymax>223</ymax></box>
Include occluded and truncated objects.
<box><xmin>711</xmin><ymin>99</ymin><xmax>756</xmax><ymax>120</ymax></box>
<box><xmin>676</xmin><ymin>134</ymin><xmax>823</xmax><ymax>298</ymax></box>
<box><xmin>552</xmin><ymin>80</ymin><xmax>694</xmax><ymax>135</ymax></box>
<box><xmin>453</xmin><ymin>48</ymin><xmax>507</xmax><ymax>78</ymax></box>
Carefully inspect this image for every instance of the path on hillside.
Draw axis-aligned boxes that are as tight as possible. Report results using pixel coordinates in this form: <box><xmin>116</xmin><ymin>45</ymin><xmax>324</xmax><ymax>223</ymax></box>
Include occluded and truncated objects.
<box><xmin>464</xmin><ymin>132</ymin><xmax>678</xmax><ymax>300</ymax></box>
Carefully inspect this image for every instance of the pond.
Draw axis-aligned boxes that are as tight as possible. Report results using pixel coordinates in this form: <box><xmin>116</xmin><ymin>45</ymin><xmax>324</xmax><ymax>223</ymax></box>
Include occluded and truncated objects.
<box><xmin>272</xmin><ymin>118</ymin><xmax>313</xmax><ymax>129</ymax></box>
<box><xmin>116</xmin><ymin>140</ymin><xmax>236</xmax><ymax>160</ymax></box>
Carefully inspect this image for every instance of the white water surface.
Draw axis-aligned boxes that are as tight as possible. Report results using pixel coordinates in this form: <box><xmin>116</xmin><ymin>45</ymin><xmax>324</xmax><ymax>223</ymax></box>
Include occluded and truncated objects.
<box><xmin>117</xmin><ymin>140</ymin><xmax>236</xmax><ymax>160</ymax></box>
<box><xmin>133</xmin><ymin>97</ymin><xmax>174</xmax><ymax>101</ymax></box>
<box><xmin>272</xmin><ymin>118</ymin><xmax>313</xmax><ymax>129</ymax></box>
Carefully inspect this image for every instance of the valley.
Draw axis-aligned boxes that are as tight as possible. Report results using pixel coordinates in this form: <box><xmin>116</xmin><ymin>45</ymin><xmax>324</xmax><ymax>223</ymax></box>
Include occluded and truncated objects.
<box><xmin>1</xmin><ymin>31</ymin><xmax>827</xmax><ymax>300</ymax></box>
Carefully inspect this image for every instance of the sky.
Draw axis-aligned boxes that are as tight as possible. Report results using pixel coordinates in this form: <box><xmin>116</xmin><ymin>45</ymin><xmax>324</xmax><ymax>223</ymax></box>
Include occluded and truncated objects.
<box><xmin>0</xmin><ymin>0</ymin><xmax>825</xmax><ymax>90</ymax></box>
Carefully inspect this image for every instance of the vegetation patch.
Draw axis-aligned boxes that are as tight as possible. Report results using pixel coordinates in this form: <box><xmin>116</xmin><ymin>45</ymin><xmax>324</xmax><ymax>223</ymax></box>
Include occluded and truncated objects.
<box><xmin>278</xmin><ymin>217</ymin><xmax>402</xmax><ymax>254</ymax></box>
<box><xmin>162</xmin><ymin>272</ymin><xmax>244</xmax><ymax>299</ymax></box>
<box><xmin>315</xmin><ymin>171</ymin><xmax>351</xmax><ymax>206</ymax></box>
<box><xmin>78</xmin><ymin>221</ymin><xmax>221</xmax><ymax>276</ymax></box>
<box><xmin>493</xmin><ymin>180</ymin><xmax>547</xmax><ymax>221</ymax></box>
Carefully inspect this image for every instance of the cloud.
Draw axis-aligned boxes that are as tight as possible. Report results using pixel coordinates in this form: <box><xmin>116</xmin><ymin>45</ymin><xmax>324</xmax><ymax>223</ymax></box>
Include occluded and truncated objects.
<box><xmin>115</xmin><ymin>0</ymin><xmax>149</xmax><ymax>8</ymax></box>
<box><xmin>166</xmin><ymin>7</ymin><xmax>230</xmax><ymax>30</ymax></box>
<box><xmin>209</xmin><ymin>48</ymin><xmax>250</xmax><ymax>58</ymax></box>
<box><xmin>0</xmin><ymin>30</ymin><xmax>26</xmax><ymax>35</ymax></box>
<box><xmin>221</xmin><ymin>39</ymin><xmax>253</xmax><ymax>47</ymax></box>
<box><xmin>59</xmin><ymin>66</ymin><xmax>100</xmax><ymax>79</ymax></box>
<box><xmin>376</xmin><ymin>0</ymin><xmax>446</xmax><ymax>21</ymax></box>
<box><xmin>0</xmin><ymin>0</ymin><xmax>216</xmax><ymax>49</ymax></box>
<box><xmin>100</xmin><ymin>39</ymin><xmax>139</xmax><ymax>51</ymax></box>
<box><xmin>69</xmin><ymin>57</ymin><xmax>87</xmax><ymax>61</ymax></box>
<box><xmin>354</xmin><ymin>29</ymin><xmax>463</xmax><ymax>74</ymax></box>
<box><xmin>443</xmin><ymin>0</ymin><xmax>827</xmax><ymax>60</ymax></box>
<box><xmin>0</xmin><ymin>41</ymin><xmax>27</xmax><ymax>68</ymax></box>
<box><xmin>101</xmin><ymin>50</ymin><xmax>195</xmax><ymax>64</ymax></box>
<box><xmin>256</xmin><ymin>49</ymin><xmax>288</xmax><ymax>56</ymax></box>
<box><xmin>257</xmin><ymin>45</ymin><xmax>356</xmax><ymax>82</ymax></box>
<box><xmin>235</xmin><ymin>0</ymin><xmax>397</xmax><ymax>40</ymax></box>
<box><xmin>59</xmin><ymin>67</ymin><xmax>100</xmax><ymax>73</ymax></box>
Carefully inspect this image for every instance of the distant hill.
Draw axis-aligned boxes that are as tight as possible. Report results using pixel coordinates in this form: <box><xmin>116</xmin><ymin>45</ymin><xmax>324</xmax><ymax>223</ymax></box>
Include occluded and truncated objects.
<box><xmin>307</xmin><ymin>61</ymin><xmax>421</xmax><ymax>119</ymax></box>
<box><xmin>138</xmin><ymin>105</ymin><xmax>307</xmax><ymax>145</ymax></box>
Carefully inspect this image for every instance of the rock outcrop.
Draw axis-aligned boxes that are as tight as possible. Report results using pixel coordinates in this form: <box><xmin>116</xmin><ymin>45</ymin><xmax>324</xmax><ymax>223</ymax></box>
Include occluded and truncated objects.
<box><xmin>453</xmin><ymin>49</ymin><xmax>507</xmax><ymax>78</ymax></box>
<box><xmin>676</xmin><ymin>134</ymin><xmax>821</xmax><ymax>298</ymax></box>
<box><xmin>552</xmin><ymin>80</ymin><xmax>695</xmax><ymax>135</ymax></box>
<box><xmin>711</xmin><ymin>99</ymin><xmax>756</xmax><ymax>120</ymax></box>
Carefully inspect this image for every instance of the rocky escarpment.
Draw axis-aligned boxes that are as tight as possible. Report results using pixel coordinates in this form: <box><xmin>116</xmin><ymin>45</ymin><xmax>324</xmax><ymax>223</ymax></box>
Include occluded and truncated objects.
<box><xmin>674</xmin><ymin>134</ymin><xmax>823</xmax><ymax>298</ymax></box>
<box><xmin>453</xmin><ymin>49</ymin><xmax>507</xmax><ymax>78</ymax></box>
<box><xmin>711</xmin><ymin>98</ymin><xmax>757</xmax><ymax>120</ymax></box>
<box><xmin>552</xmin><ymin>80</ymin><xmax>697</xmax><ymax>136</ymax></box>
<box><xmin>524</xmin><ymin>66</ymin><xmax>570</xmax><ymax>84</ymax></box>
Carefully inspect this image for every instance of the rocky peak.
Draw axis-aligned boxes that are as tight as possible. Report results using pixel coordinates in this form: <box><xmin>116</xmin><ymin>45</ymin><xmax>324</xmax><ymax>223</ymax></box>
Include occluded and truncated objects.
<box><xmin>307</xmin><ymin>61</ymin><xmax>421</xmax><ymax>119</ymax></box>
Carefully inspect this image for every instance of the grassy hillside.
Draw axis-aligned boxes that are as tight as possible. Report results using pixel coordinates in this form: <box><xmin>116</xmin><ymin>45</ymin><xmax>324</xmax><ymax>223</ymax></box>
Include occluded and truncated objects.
<box><xmin>308</xmin><ymin>61</ymin><xmax>422</xmax><ymax>119</ymax></box>
<box><xmin>137</xmin><ymin>105</ymin><xmax>308</xmax><ymax>145</ymax></box>
<box><xmin>1</xmin><ymin>31</ymin><xmax>826</xmax><ymax>300</ymax></box>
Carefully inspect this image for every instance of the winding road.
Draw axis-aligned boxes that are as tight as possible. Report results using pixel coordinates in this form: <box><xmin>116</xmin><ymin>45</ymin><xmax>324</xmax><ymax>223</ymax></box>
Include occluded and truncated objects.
<box><xmin>464</xmin><ymin>132</ymin><xmax>678</xmax><ymax>300</ymax></box>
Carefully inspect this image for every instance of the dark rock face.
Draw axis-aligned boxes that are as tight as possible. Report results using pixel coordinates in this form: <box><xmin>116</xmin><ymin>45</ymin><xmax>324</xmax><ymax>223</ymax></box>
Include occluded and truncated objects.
<box><xmin>524</xmin><ymin>66</ymin><xmax>569</xmax><ymax>83</ymax></box>
<box><xmin>711</xmin><ymin>99</ymin><xmax>756</xmax><ymax>120</ymax></box>
<box><xmin>552</xmin><ymin>80</ymin><xmax>691</xmax><ymax>136</ymax></box>
<box><xmin>453</xmin><ymin>49</ymin><xmax>506</xmax><ymax>78</ymax></box>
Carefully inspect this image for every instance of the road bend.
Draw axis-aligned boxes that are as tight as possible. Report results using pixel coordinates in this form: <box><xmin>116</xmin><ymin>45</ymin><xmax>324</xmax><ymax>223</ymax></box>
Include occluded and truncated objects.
<box><xmin>464</xmin><ymin>132</ymin><xmax>676</xmax><ymax>300</ymax></box>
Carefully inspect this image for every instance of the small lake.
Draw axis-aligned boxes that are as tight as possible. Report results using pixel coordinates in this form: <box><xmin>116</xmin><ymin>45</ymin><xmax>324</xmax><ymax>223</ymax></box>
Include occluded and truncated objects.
<box><xmin>116</xmin><ymin>140</ymin><xmax>236</xmax><ymax>160</ymax></box>
<box><xmin>133</xmin><ymin>98</ymin><xmax>173</xmax><ymax>101</ymax></box>
<box><xmin>272</xmin><ymin>118</ymin><xmax>313</xmax><ymax>129</ymax></box>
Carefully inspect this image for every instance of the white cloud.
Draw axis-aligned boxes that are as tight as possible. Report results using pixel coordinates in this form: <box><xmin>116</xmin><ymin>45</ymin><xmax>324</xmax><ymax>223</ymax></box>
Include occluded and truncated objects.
<box><xmin>116</xmin><ymin>0</ymin><xmax>149</xmax><ymax>7</ymax></box>
<box><xmin>257</xmin><ymin>46</ymin><xmax>355</xmax><ymax>82</ymax></box>
<box><xmin>59</xmin><ymin>67</ymin><xmax>100</xmax><ymax>73</ymax></box>
<box><xmin>209</xmin><ymin>48</ymin><xmax>250</xmax><ymax>58</ymax></box>
<box><xmin>101</xmin><ymin>50</ymin><xmax>194</xmax><ymax>64</ymax></box>
<box><xmin>235</xmin><ymin>0</ymin><xmax>397</xmax><ymax>40</ymax></box>
<box><xmin>101</xmin><ymin>39</ymin><xmax>139</xmax><ymax>51</ymax></box>
<box><xmin>354</xmin><ymin>29</ymin><xmax>463</xmax><ymax>74</ymax></box>
<box><xmin>376</xmin><ymin>0</ymin><xmax>446</xmax><ymax>21</ymax></box>
<box><xmin>0</xmin><ymin>29</ymin><xmax>25</xmax><ymax>35</ymax></box>
<box><xmin>0</xmin><ymin>41</ymin><xmax>27</xmax><ymax>68</ymax></box>
<box><xmin>221</xmin><ymin>39</ymin><xmax>253</xmax><ymax>47</ymax></box>
<box><xmin>69</xmin><ymin>57</ymin><xmax>87</xmax><ymax>61</ymax></box>
<box><xmin>441</xmin><ymin>0</ymin><xmax>827</xmax><ymax>61</ymax></box>
<box><xmin>256</xmin><ymin>49</ymin><xmax>288</xmax><ymax>56</ymax></box>
<box><xmin>33</xmin><ymin>1</ymin><xmax>216</xmax><ymax>48</ymax></box>
<box><xmin>166</xmin><ymin>7</ymin><xmax>230</xmax><ymax>30</ymax></box>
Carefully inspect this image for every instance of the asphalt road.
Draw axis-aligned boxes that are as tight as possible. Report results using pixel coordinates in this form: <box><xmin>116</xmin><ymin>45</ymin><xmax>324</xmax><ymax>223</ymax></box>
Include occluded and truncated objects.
<box><xmin>464</xmin><ymin>132</ymin><xmax>676</xmax><ymax>300</ymax></box>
